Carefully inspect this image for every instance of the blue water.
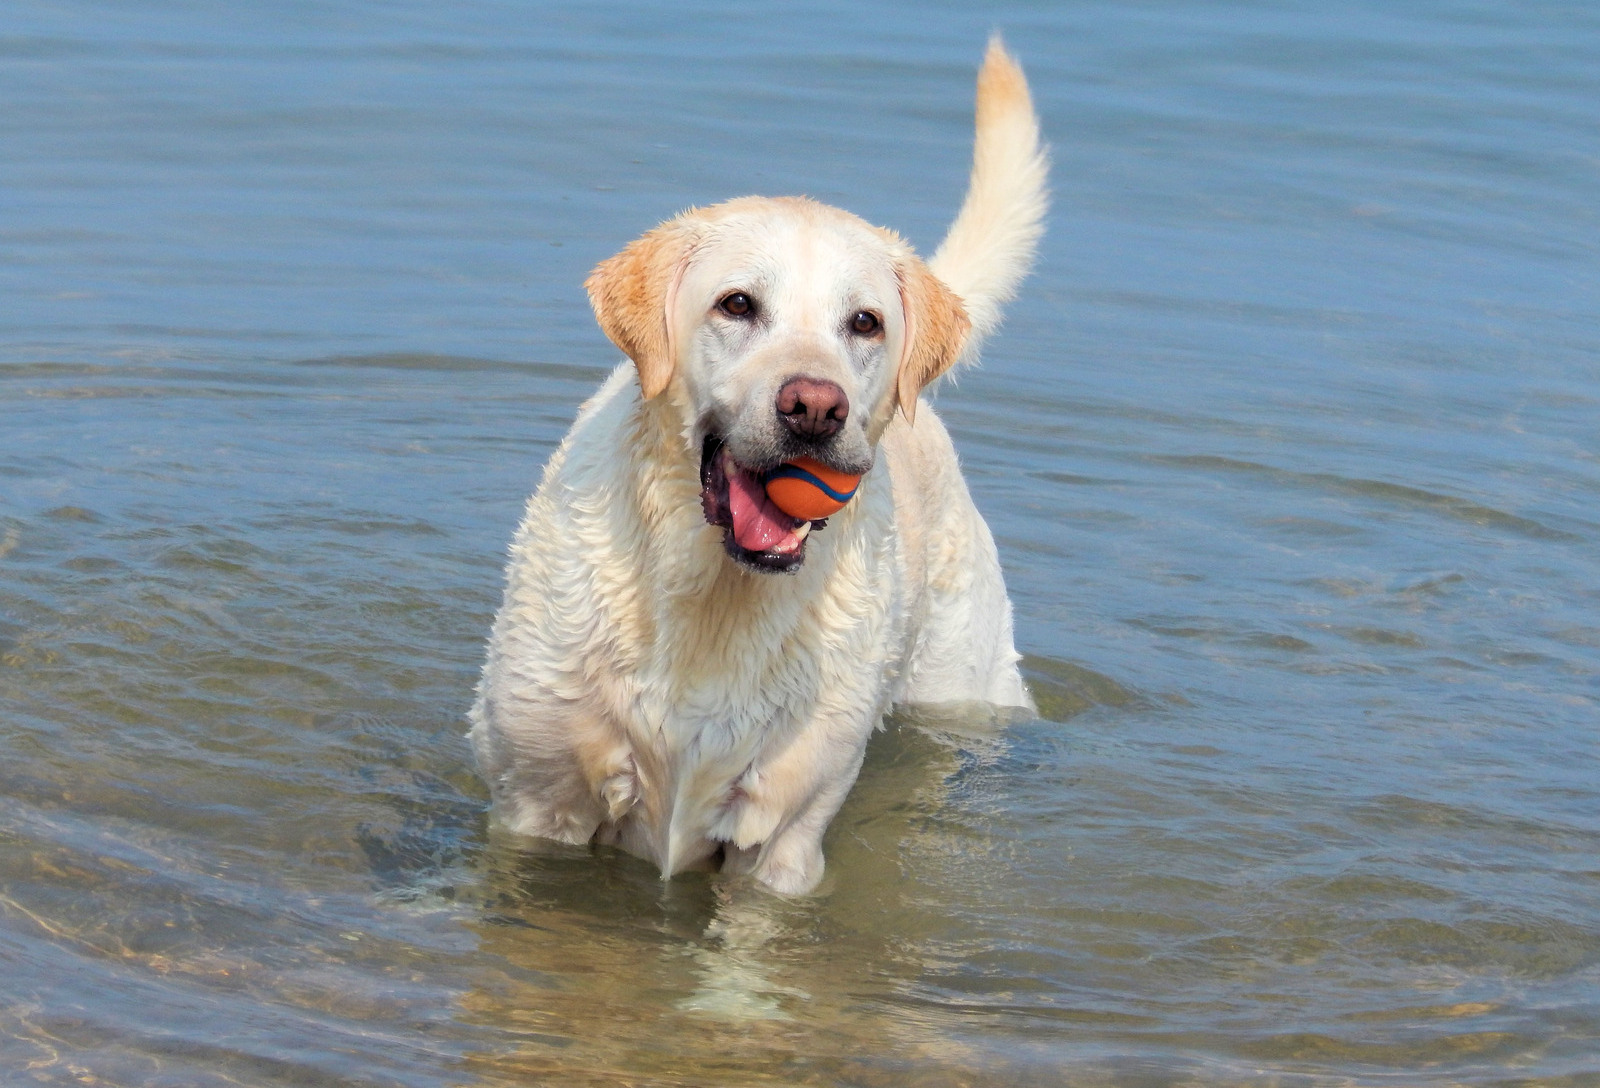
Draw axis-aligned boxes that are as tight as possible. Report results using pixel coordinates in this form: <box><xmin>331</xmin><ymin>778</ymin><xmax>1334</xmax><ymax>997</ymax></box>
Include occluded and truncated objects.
<box><xmin>3</xmin><ymin>2</ymin><xmax>1598</xmax><ymax>1085</ymax></box>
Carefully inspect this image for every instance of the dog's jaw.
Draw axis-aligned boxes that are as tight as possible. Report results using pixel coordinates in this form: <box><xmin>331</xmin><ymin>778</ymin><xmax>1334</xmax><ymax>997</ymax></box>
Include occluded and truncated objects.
<box><xmin>699</xmin><ymin>435</ymin><xmax>819</xmax><ymax>573</ymax></box>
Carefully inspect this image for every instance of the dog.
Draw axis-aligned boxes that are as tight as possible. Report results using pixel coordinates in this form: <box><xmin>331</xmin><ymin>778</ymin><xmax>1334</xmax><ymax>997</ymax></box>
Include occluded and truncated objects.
<box><xmin>469</xmin><ymin>38</ymin><xmax>1047</xmax><ymax>894</ymax></box>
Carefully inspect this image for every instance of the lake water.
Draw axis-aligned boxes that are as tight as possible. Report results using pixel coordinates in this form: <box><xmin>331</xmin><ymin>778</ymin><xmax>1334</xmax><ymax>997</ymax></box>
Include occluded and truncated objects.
<box><xmin>3</xmin><ymin>1</ymin><xmax>1598</xmax><ymax>1084</ymax></box>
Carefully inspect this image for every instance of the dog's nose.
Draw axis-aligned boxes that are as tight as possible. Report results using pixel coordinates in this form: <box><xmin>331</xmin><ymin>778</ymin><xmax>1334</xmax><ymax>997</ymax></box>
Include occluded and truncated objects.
<box><xmin>775</xmin><ymin>378</ymin><xmax>849</xmax><ymax>442</ymax></box>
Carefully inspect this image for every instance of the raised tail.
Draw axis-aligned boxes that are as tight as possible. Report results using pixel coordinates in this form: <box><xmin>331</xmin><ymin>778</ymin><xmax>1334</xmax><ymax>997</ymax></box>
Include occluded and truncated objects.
<box><xmin>929</xmin><ymin>36</ymin><xmax>1049</xmax><ymax>356</ymax></box>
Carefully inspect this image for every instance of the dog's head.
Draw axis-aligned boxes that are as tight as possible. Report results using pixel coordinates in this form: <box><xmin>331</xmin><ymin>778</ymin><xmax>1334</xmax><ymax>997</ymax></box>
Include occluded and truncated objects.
<box><xmin>586</xmin><ymin>196</ymin><xmax>970</xmax><ymax>572</ymax></box>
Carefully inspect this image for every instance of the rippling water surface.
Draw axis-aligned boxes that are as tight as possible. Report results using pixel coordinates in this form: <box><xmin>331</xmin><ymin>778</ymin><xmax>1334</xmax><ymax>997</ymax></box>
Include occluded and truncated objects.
<box><xmin>4</xmin><ymin>2</ymin><xmax>1598</xmax><ymax>1084</ymax></box>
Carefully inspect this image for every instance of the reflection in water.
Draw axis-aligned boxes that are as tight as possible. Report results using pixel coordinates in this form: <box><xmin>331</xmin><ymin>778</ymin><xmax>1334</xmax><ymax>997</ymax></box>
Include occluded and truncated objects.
<box><xmin>457</xmin><ymin>715</ymin><xmax>1027</xmax><ymax>1086</ymax></box>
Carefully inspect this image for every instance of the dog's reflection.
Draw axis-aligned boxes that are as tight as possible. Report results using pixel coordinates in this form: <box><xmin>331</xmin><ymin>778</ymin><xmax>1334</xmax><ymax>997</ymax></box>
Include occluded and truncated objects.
<box><xmin>459</xmin><ymin>712</ymin><xmax>1013</xmax><ymax>1084</ymax></box>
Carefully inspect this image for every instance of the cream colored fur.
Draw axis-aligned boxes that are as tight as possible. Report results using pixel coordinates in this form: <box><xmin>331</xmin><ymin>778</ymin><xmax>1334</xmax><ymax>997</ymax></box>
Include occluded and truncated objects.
<box><xmin>469</xmin><ymin>38</ymin><xmax>1048</xmax><ymax>895</ymax></box>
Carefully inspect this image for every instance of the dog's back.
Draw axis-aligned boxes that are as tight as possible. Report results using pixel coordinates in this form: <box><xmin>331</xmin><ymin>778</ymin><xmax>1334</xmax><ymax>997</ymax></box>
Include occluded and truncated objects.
<box><xmin>883</xmin><ymin>38</ymin><xmax>1046</xmax><ymax>709</ymax></box>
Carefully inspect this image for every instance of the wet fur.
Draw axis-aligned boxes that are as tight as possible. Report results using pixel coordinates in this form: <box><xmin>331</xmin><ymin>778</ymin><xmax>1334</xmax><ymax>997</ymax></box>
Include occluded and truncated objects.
<box><xmin>470</xmin><ymin>39</ymin><xmax>1048</xmax><ymax>894</ymax></box>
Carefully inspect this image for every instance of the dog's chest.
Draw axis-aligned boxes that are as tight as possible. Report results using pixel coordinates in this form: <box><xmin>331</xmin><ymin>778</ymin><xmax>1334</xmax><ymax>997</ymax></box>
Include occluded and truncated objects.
<box><xmin>604</xmin><ymin>522</ymin><xmax>901</xmax><ymax>759</ymax></box>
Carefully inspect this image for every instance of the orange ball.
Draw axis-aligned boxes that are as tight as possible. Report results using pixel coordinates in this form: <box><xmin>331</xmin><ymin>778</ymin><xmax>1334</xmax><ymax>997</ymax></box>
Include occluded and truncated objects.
<box><xmin>763</xmin><ymin>457</ymin><xmax>862</xmax><ymax>521</ymax></box>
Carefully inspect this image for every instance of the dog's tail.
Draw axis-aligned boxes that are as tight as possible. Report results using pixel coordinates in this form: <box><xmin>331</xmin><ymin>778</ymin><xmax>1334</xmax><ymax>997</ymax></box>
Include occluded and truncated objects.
<box><xmin>929</xmin><ymin>36</ymin><xmax>1049</xmax><ymax>357</ymax></box>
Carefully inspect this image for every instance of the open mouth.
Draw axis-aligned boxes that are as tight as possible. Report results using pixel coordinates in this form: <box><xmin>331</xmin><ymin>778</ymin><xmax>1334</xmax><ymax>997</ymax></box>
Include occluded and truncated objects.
<box><xmin>700</xmin><ymin>435</ymin><xmax>818</xmax><ymax>572</ymax></box>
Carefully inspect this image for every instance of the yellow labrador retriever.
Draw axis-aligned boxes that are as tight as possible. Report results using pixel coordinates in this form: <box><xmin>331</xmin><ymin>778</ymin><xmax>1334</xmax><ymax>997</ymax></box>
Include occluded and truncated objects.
<box><xmin>470</xmin><ymin>39</ymin><xmax>1047</xmax><ymax>894</ymax></box>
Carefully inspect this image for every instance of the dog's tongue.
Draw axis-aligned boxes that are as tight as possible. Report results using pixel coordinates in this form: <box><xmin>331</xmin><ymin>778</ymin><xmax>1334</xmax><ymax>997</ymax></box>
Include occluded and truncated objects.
<box><xmin>727</xmin><ymin>461</ymin><xmax>801</xmax><ymax>554</ymax></box>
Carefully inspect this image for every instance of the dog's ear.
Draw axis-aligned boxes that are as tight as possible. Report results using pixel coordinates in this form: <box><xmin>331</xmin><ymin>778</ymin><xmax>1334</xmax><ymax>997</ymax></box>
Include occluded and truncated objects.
<box><xmin>894</xmin><ymin>258</ymin><xmax>971</xmax><ymax>425</ymax></box>
<box><xmin>585</xmin><ymin>220</ymin><xmax>697</xmax><ymax>400</ymax></box>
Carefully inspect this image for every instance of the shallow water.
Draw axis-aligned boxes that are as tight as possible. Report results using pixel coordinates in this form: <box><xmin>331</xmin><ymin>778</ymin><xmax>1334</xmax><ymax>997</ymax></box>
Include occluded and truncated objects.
<box><xmin>3</xmin><ymin>1</ymin><xmax>1599</xmax><ymax>1084</ymax></box>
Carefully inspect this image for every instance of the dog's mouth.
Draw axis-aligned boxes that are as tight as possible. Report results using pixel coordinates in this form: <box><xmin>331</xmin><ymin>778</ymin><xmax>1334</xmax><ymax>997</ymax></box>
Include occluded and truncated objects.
<box><xmin>700</xmin><ymin>435</ymin><xmax>819</xmax><ymax>573</ymax></box>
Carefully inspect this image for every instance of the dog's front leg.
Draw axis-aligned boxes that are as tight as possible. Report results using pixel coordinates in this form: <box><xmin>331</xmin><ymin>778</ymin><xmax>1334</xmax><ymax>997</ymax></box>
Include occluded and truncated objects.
<box><xmin>745</xmin><ymin>794</ymin><xmax>848</xmax><ymax>895</ymax></box>
<box><xmin>469</xmin><ymin>694</ymin><xmax>637</xmax><ymax>848</ymax></box>
<box><xmin>721</xmin><ymin>713</ymin><xmax>878</xmax><ymax>895</ymax></box>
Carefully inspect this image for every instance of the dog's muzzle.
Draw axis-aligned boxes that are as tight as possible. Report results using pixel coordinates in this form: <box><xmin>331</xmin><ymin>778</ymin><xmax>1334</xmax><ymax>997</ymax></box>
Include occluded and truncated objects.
<box><xmin>699</xmin><ymin>435</ymin><xmax>820</xmax><ymax>573</ymax></box>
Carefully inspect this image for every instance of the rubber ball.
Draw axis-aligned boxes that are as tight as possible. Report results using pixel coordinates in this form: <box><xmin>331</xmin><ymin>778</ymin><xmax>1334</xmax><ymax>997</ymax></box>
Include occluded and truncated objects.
<box><xmin>763</xmin><ymin>457</ymin><xmax>862</xmax><ymax>521</ymax></box>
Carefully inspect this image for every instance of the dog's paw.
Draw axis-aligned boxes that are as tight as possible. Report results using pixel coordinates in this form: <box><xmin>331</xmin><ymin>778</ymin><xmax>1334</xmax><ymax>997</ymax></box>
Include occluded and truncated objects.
<box><xmin>751</xmin><ymin>838</ymin><xmax>825</xmax><ymax>896</ymax></box>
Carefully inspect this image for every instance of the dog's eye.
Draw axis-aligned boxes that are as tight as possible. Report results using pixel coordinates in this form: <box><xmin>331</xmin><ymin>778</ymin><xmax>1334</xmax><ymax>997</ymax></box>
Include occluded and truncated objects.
<box><xmin>719</xmin><ymin>292</ymin><xmax>754</xmax><ymax>318</ymax></box>
<box><xmin>850</xmin><ymin>311</ymin><xmax>881</xmax><ymax>336</ymax></box>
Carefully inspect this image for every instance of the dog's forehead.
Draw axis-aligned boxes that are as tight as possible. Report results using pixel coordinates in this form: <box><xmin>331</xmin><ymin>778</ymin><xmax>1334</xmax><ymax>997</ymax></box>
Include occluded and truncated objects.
<box><xmin>686</xmin><ymin>199</ymin><xmax>901</xmax><ymax>307</ymax></box>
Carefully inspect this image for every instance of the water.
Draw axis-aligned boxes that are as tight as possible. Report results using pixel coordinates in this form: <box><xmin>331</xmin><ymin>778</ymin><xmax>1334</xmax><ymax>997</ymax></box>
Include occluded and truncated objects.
<box><xmin>3</xmin><ymin>1</ymin><xmax>1598</xmax><ymax>1084</ymax></box>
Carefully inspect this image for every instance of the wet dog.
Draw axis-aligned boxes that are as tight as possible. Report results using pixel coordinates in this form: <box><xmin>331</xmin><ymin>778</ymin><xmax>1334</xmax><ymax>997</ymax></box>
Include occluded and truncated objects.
<box><xmin>470</xmin><ymin>39</ymin><xmax>1047</xmax><ymax>893</ymax></box>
